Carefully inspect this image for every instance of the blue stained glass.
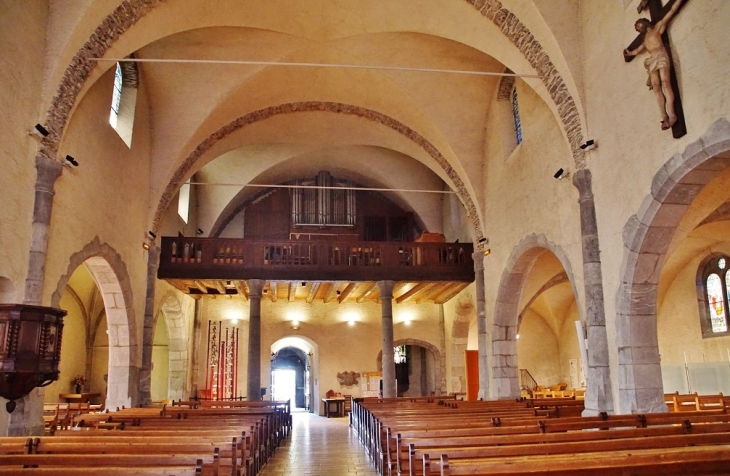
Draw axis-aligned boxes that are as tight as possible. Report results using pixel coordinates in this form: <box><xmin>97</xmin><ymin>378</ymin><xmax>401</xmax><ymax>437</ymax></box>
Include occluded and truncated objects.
<box><xmin>511</xmin><ymin>87</ymin><xmax>522</xmax><ymax>145</ymax></box>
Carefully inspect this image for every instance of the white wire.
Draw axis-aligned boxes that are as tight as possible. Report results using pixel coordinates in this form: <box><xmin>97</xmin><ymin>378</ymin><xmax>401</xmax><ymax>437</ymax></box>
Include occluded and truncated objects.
<box><xmin>88</xmin><ymin>57</ymin><xmax>543</xmax><ymax>78</ymax></box>
<box><xmin>181</xmin><ymin>182</ymin><xmax>455</xmax><ymax>194</ymax></box>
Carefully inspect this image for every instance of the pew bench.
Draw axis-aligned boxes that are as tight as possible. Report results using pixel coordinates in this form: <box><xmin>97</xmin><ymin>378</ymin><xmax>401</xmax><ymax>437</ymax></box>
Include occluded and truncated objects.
<box><xmin>436</xmin><ymin>444</ymin><xmax>730</xmax><ymax>475</ymax></box>
<box><xmin>409</xmin><ymin>427</ymin><xmax>730</xmax><ymax>476</ymax></box>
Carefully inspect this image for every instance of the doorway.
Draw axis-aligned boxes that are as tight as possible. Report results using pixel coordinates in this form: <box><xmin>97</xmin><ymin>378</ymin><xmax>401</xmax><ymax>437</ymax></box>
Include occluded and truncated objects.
<box><xmin>271</xmin><ymin>347</ymin><xmax>307</xmax><ymax>409</ymax></box>
<box><xmin>271</xmin><ymin>369</ymin><xmax>296</xmax><ymax>404</ymax></box>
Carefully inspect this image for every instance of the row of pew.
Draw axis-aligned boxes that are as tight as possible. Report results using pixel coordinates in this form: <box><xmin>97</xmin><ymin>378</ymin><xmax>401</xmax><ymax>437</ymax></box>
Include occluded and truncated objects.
<box><xmin>351</xmin><ymin>395</ymin><xmax>730</xmax><ymax>476</ymax></box>
<box><xmin>1</xmin><ymin>399</ymin><xmax>291</xmax><ymax>475</ymax></box>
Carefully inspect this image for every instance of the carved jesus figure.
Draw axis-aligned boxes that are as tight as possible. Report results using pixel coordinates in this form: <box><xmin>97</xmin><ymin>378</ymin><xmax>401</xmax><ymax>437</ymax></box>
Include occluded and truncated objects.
<box><xmin>623</xmin><ymin>0</ymin><xmax>684</xmax><ymax>130</ymax></box>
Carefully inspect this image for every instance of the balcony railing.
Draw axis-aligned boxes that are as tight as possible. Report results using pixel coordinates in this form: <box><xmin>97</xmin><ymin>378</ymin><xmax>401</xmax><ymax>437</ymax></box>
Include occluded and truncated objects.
<box><xmin>158</xmin><ymin>237</ymin><xmax>474</xmax><ymax>282</ymax></box>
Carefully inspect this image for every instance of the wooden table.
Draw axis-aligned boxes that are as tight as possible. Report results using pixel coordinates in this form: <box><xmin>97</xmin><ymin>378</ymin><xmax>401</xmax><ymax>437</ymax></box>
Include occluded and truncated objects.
<box><xmin>322</xmin><ymin>397</ymin><xmax>346</xmax><ymax>418</ymax></box>
<box><xmin>58</xmin><ymin>393</ymin><xmax>100</xmax><ymax>403</ymax></box>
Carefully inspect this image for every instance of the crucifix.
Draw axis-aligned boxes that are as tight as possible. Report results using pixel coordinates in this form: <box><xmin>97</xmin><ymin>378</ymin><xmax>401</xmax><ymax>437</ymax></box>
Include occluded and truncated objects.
<box><xmin>623</xmin><ymin>0</ymin><xmax>689</xmax><ymax>138</ymax></box>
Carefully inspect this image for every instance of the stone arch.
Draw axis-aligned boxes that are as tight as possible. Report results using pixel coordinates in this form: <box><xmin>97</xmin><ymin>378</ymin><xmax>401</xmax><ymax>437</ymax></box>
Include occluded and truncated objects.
<box><xmin>150</xmin><ymin>102</ymin><xmax>485</xmax><ymax>246</ymax></box>
<box><xmin>271</xmin><ymin>335</ymin><xmax>319</xmax><ymax>413</ymax></box>
<box><xmin>492</xmin><ymin>233</ymin><xmax>578</xmax><ymax>399</ymax></box>
<box><xmin>617</xmin><ymin>118</ymin><xmax>730</xmax><ymax>414</ymax></box>
<box><xmin>158</xmin><ymin>293</ymin><xmax>189</xmax><ymax>401</ymax></box>
<box><xmin>51</xmin><ymin>236</ymin><xmax>139</xmax><ymax>410</ymax></box>
<box><xmin>376</xmin><ymin>338</ymin><xmax>444</xmax><ymax>396</ymax></box>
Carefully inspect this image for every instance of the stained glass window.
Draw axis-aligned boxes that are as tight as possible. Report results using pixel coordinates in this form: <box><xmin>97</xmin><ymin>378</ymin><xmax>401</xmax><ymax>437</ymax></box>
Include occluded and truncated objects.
<box><xmin>707</xmin><ymin>274</ymin><xmax>727</xmax><ymax>333</ymax></box>
<box><xmin>394</xmin><ymin>345</ymin><xmax>407</xmax><ymax>364</ymax></box>
<box><xmin>700</xmin><ymin>255</ymin><xmax>730</xmax><ymax>336</ymax></box>
<box><xmin>511</xmin><ymin>87</ymin><xmax>523</xmax><ymax>145</ymax></box>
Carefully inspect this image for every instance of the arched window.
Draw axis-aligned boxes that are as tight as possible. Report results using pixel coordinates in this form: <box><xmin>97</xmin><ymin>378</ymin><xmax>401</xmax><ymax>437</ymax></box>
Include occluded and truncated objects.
<box><xmin>698</xmin><ymin>255</ymin><xmax>730</xmax><ymax>337</ymax></box>
<box><xmin>511</xmin><ymin>86</ymin><xmax>523</xmax><ymax>146</ymax></box>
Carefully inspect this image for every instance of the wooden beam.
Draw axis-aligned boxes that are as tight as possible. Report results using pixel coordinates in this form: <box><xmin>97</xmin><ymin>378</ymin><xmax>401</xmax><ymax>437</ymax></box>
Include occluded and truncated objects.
<box><xmin>356</xmin><ymin>282</ymin><xmax>377</xmax><ymax>303</ymax></box>
<box><xmin>270</xmin><ymin>281</ymin><xmax>278</xmax><ymax>302</ymax></box>
<box><xmin>415</xmin><ymin>282</ymin><xmax>444</xmax><ymax>303</ymax></box>
<box><xmin>214</xmin><ymin>280</ymin><xmax>227</xmax><ymax>295</ymax></box>
<box><xmin>306</xmin><ymin>282</ymin><xmax>321</xmax><ymax>303</ymax></box>
<box><xmin>338</xmin><ymin>282</ymin><xmax>357</xmax><ymax>303</ymax></box>
<box><xmin>434</xmin><ymin>282</ymin><xmax>469</xmax><ymax>304</ymax></box>
<box><xmin>234</xmin><ymin>280</ymin><xmax>248</xmax><ymax>300</ymax></box>
<box><xmin>395</xmin><ymin>282</ymin><xmax>431</xmax><ymax>304</ymax></box>
<box><xmin>288</xmin><ymin>282</ymin><xmax>297</xmax><ymax>302</ymax></box>
<box><xmin>193</xmin><ymin>280</ymin><xmax>208</xmax><ymax>294</ymax></box>
<box><xmin>323</xmin><ymin>282</ymin><xmax>341</xmax><ymax>303</ymax></box>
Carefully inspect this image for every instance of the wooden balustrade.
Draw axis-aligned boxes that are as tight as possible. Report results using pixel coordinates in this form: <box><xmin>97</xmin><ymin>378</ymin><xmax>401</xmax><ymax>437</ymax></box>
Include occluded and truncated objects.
<box><xmin>158</xmin><ymin>238</ymin><xmax>474</xmax><ymax>283</ymax></box>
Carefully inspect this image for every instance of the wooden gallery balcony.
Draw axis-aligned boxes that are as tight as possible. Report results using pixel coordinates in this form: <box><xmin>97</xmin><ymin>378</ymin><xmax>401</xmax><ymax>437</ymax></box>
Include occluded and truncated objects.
<box><xmin>158</xmin><ymin>237</ymin><xmax>475</xmax><ymax>285</ymax></box>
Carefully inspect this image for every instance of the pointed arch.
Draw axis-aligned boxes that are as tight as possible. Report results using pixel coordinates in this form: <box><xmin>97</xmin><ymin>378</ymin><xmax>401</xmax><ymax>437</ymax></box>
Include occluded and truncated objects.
<box><xmin>493</xmin><ymin>234</ymin><xmax>578</xmax><ymax>399</ymax></box>
<box><xmin>618</xmin><ymin>118</ymin><xmax>730</xmax><ymax>414</ymax></box>
<box><xmin>51</xmin><ymin>236</ymin><xmax>139</xmax><ymax>410</ymax></box>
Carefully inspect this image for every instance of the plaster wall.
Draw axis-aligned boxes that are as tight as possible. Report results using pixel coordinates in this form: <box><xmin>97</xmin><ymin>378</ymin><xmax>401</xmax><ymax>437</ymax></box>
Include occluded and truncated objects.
<box><xmin>481</xmin><ymin>81</ymin><xmax>585</xmax><ymax>328</ymax></box>
<box><xmin>658</xmin><ymin>247</ymin><xmax>730</xmax><ymax>365</ymax></box>
<box><xmin>151</xmin><ymin>313</ymin><xmax>170</xmax><ymax>402</ymax></box>
<box><xmin>43</xmin><ymin>292</ymin><xmax>88</xmax><ymax>400</ymax></box>
<box><xmin>41</xmin><ymin>65</ymin><xmax>154</xmax><ymax>368</ymax></box>
<box><xmin>198</xmin><ymin>297</ymin><xmax>443</xmax><ymax>408</ymax></box>
<box><xmin>579</xmin><ymin>0</ymin><xmax>730</xmax><ymax>408</ymax></box>
<box><xmin>0</xmin><ymin>3</ymin><xmax>49</xmax><ymax>298</ymax></box>
<box><xmin>517</xmin><ymin>309</ymin><xmax>561</xmax><ymax>388</ymax></box>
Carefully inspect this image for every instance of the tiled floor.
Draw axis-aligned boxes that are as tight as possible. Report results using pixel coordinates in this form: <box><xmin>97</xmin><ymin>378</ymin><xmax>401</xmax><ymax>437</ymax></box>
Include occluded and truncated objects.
<box><xmin>260</xmin><ymin>410</ymin><xmax>378</xmax><ymax>476</ymax></box>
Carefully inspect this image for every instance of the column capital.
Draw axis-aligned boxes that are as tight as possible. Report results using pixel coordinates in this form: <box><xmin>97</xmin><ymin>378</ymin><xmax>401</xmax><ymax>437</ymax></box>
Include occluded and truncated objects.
<box><xmin>35</xmin><ymin>154</ymin><xmax>63</xmax><ymax>193</ymax></box>
<box><xmin>247</xmin><ymin>279</ymin><xmax>266</xmax><ymax>298</ymax></box>
<box><xmin>572</xmin><ymin>168</ymin><xmax>594</xmax><ymax>200</ymax></box>
<box><xmin>377</xmin><ymin>280</ymin><xmax>395</xmax><ymax>299</ymax></box>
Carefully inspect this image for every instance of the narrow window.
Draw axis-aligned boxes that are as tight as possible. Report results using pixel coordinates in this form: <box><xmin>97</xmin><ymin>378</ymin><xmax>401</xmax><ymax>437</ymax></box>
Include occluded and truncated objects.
<box><xmin>178</xmin><ymin>179</ymin><xmax>191</xmax><ymax>224</ymax></box>
<box><xmin>511</xmin><ymin>87</ymin><xmax>523</xmax><ymax>145</ymax></box>
<box><xmin>108</xmin><ymin>59</ymin><xmax>138</xmax><ymax>148</ymax></box>
<box><xmin>109</xmin><ymin>63</ymin><xmax>123</xmax><ymax>128</ymax></box>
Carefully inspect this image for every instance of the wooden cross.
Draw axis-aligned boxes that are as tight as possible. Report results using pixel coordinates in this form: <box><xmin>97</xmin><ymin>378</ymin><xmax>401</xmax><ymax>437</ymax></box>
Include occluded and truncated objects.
<box><xmin>624</xmin><ymin>0</ymin><xmax>689</xmax><ymax>139</ymax></box>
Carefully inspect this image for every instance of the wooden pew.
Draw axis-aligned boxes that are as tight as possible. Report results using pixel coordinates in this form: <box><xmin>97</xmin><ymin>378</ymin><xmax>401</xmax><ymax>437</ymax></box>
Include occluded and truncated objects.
<box><xmin>436</xmin><ymin>444</ymin><xmax>730</xmax><ymax>475</ymax></box>
<box><xmin>407</xmin><ymin>422</ymin><xmax>730</xmax><ymax>475</ymax></box>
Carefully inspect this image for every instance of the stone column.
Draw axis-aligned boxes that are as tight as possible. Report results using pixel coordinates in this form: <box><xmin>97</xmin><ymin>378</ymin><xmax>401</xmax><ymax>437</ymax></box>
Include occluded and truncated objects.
<box><xmin>190</xmin><ymin>298</ymin><xmax>204</xmax><ymax>399</ymax></box>
<box><xmin>378</xmin><ymin>280</ymin><xmax>396</xmax><ymax>398</ymax></box>
<box><xmin>247</xmin><ymin>279</ymin><xmax>265</xmax><ymax>401</ymax></box>
<box><xmin>138</xmin><ymin>246</ymin><xmax>160</xmax><ymax>406</ymax></box>
<box><xmin>23</xmin><ymin>154</ymin><xmax>63</xmax><ymax>305</ymax></box>
<box><xmin>437</xmin><ymin>305</ymin><xmax>447</xmax><ymax>395</ymax></box>
<box><xmin>573</xmin><ymin>169</ymin><xmax>614</xmax><ymax>415</ymax></box>
<box><xmin>473</xmin><ymin>251</ymin><xmax>489</xmax><ymax>400</ymax></box>
<box><xmin>9</xmin><ymin>155</ymin><xmax>64</xmax><ymax>436</ymax></box>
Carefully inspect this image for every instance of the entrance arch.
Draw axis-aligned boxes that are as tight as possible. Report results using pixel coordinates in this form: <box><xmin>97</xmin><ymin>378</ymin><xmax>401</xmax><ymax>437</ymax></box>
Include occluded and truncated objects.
<box><xmin>51</xmin><ymin>237</ymin><xmax>139</xmax><ymax>410</ymax></box>
<box><xmin>618</xmin><ymin>118</ymin><xmax>730</xmax><ymax>414</ymax></box>
<box><xmin>271</xmin><ymin>336</ymin><xmax>318</xmax><ymax>413</ymax></box>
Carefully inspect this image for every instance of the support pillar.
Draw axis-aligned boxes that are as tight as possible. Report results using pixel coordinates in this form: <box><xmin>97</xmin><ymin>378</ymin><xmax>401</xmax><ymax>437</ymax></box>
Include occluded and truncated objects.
<box><xmin>139</xmin><ymin>246</ymin><xmax>160</xmax><ymax>406</ymax></box>
<box><xmin>247</xmin><ymin>279</ymin><xmax>265</xmax><ymax>401</ymax></box>
<box><xmin>190</xmin><ymin>298</ymin><xmax>204</xmax><ymax>399</ymax></box>
<box><xmin>378</xmin><ymin>280</ymin><xmax>396</xmax><ymax>398</ymax></box>
<box><xmin>23</xmin><ymin>154</ymin><xmax>63</xmax><ymax>305</ymax></box>
<box><xmin>8</xmin><ymin>155</ymin><xmax>63</xmax><ymax>436</ymax></box>
<box><xmin>473</xmin><ymin>251</ymin><xmax>489</xmax><ymax>400</ymax></box>
<box><xmin>573</xmin><ymin>169</ymin><xmax>615</xmax><ymax>415</ymax></box>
